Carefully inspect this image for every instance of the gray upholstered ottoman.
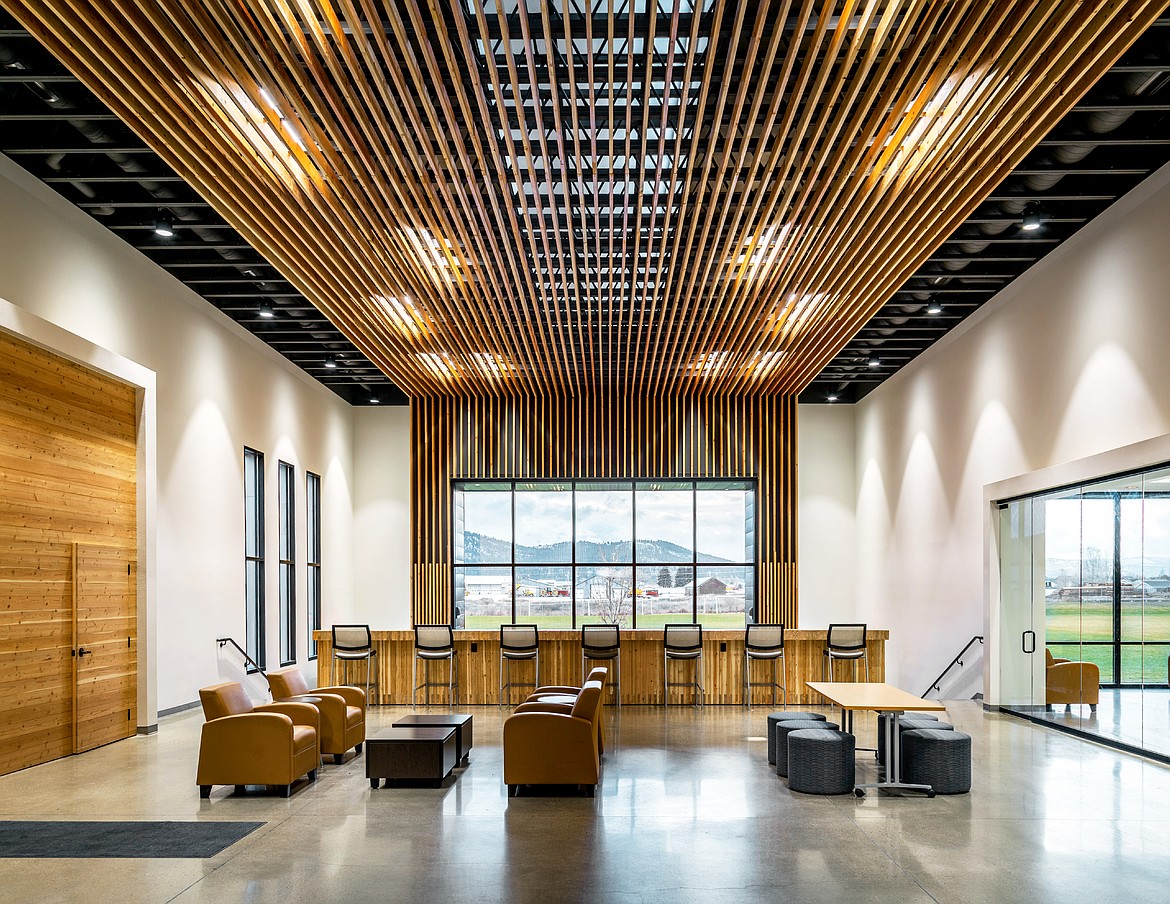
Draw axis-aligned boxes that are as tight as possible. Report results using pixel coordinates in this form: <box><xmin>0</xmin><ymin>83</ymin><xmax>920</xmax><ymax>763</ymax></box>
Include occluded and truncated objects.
<box><xmin>775</xmin><ymin>719</ymin><xmax>839</xmax><ymax>777</ymax></box>
<box><xmin>901</xmin><ymin>729</ymin><xmax>972</xmax><ymax>794</ymax></box>
<box><xmin>877</xmin><ymin>716</ymin><xmax>952</xmax><ymax>766</ymax></box>
<box><xmin>787</xmin><ymin>729</ymin><xmax>855</xmax><ymax>795</ymax></box>
<box><xmin>766</xmin><ymin>711</ymin><xmax>826</xmax><ymax>765</ymax></box>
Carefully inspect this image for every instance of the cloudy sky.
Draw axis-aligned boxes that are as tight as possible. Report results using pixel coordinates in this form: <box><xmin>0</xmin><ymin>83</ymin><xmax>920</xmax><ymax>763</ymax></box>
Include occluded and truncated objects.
<box><xmin>1044</xmin><ymin>496</ymin><xmax>1170</xmax><ymax>571</ymax></box>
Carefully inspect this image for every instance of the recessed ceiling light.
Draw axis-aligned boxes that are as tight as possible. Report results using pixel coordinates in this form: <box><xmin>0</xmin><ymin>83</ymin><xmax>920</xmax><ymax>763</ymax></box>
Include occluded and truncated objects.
<box><xmin>867</xmin><ymin>355</ymin><xmax>881</xmax><ymax>368</ymax></box>
<box><xmin>926</xmin><ymin>300</ymin><xmax>943</xmax><ymax>315</ymax></box>
<box><xmin>258</xmin><ymin>302</ymin><xmax>275</xmax><ymax>318</ymax></box>
<box><xmin>1021</xmin><ymin>203</ymin><xmax>1043</xmax><ymax>232</ymax></box>
<box><xmin>827</xmin><ymin>392</ymin><xmax>839</xmax><ymax>402</ymax></box>
<box><xmin>369</xmin><ymin>396</ymin><xmax>380</xmax><ymax>405</ymax></box>
<box><xmin>153</xmin><ymin>217</ymin><xmax>174</xmax><ymax>238</ymax></box>
<box><xmin>324</xmin><ymin>356</ymin><xmax>337</xmax><ymax>369</ymax></box>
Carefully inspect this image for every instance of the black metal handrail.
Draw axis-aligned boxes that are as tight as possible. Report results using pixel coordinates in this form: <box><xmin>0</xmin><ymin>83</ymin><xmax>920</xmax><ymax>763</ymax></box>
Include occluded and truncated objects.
<box><xmin>216</xmin><ymin>637</ymin><xmax>265</xmax><ymax>675</ymax></box>
<box><xmin>923</xmin><ymin>635</ymin><xmax>983</xmax><ymax>697</ymax></box>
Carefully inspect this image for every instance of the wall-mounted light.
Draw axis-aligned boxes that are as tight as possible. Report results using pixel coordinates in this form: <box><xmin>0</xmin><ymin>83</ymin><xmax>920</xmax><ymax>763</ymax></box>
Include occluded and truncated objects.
<box><xmin>926</xmin><ymin>299</ymin><xmax>943</xmax><ymax>315</ymax></box>
<box><xmin>153</xmin><ymin>217</ymin><xmax>174</xmax><ymax>238</ymax></box>
<box><xmin>258</xmin><ymin>302</ymin><xmax>275</xmax><ymax>318</ymax></box>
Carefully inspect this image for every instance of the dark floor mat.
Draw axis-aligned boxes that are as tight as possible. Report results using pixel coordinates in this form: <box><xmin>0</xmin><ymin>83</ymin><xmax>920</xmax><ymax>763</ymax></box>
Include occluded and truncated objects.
<box><xmin>0</xmin><ymin>820</ymin><xmax>264</xmax><ymax>858</ymax></box>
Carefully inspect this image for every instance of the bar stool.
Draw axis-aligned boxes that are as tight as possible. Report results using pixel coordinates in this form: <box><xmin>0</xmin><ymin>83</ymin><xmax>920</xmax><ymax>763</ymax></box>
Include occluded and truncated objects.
<box><xmin>581</xmin><ymin>624</ymin><xmax>621</xmax><ymax>706</ymax></box>
<box><xmin>499</xmin><ymin>624</ymin><xmax>540</xmax><ymax>708</ymax></box>
<box><xmin>663</xmin><ymin>623</ymin><xmax>703</xmax><ymax>706</ymax></box>
<box><xmin>822</xmin><ymin>623</ymin><xmax>869</xmax><ymax>682</ymax></box>
<box><xmin>743</xmin><ymin>623</ymin><xmax>786</xmax><ymax>707</ymax></box>
<box><xmin>413</xmin><ymin>624</ymin><xmax>458</xmax><ymax>708</ymax></box>
<box><xmin>331</xmin><ymin>624</ymin><xmax>378</xmax><ymax>703</ymax></box>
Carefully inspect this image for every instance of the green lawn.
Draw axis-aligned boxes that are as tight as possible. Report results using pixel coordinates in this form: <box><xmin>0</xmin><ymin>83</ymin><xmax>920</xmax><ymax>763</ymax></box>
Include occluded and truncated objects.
<box><xmin>1046</xmin><ymin>601</ymin><xmax>1170</xmax><ymax>684</ymax></box>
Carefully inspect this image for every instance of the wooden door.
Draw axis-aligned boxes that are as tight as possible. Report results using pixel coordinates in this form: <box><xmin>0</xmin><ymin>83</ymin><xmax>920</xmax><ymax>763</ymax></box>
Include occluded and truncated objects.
<box><xmin>0</xmin><ymin>541</ymin><xmax>76</xmax><ymax>774</ymax></box>
<box><xmin>73</xmin><ymin>543</ymin><xmax>136</xmax><ymax>753</ymax></box>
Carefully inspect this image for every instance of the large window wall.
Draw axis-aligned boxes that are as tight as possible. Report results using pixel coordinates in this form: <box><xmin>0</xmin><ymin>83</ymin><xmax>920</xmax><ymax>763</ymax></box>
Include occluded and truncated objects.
<box><xmin>454</xmin><ymin>479</ymin><xmax>755</xmax><ymax>630</ymax></box>
<box><xmin>997</xmin><ymin>462</ymin><xmax>1170</xmax><ymax>758</ymax></box>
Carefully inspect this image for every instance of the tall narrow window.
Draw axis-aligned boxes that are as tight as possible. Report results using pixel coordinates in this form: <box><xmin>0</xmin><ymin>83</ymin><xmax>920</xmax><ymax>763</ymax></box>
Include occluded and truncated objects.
<box><xmin>306</xmin><ymin>471</ymin><xmax>321</xmax><ymax>661</ymax></box>
<box><xmin>278</xmin><ymin>460</ymin><xmax>296</xmax><ymax>666</ymax></box>
<box><xmin>243</xmin><ymin>447</ymin><xmax>265</xmax><ymax>672</ymax></box>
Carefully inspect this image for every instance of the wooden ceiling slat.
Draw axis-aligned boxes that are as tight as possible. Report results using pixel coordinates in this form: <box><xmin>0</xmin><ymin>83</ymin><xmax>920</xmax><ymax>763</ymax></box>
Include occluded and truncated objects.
<box><xmin>5</xmin><ymin>0</ymin><xmax>1164</xmax><ymax>399</ymax></box>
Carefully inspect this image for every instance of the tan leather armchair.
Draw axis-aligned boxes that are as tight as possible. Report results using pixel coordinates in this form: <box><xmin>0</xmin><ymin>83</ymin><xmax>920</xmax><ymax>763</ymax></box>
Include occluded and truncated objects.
<box><xmin>266</xmin><ymin>666</ymin><xmax>366</xmax><ymax>764</ymax></box>
<box><xmin>1045</xmin><ymin>649</ymin><xmax>1100</xmax><ymax>712</ymax></box>
<box><xmin>197</xmin><ymin>681</ymin><xmax>320</xmax><ymax>798</ymax></box>
<box><xmin>527</xmin><ymin>666</ymin><xmax>608</xmax><ymax>699</ymax></box>
<box><xmin>504</xmin><ymin>681</ymin><xmax>603</xmax><ymax>797</ymax></box>
<box><xmin>522</xmin><ymin>667</ymin><xmax>608</xmax><ymax>755</ymax></box>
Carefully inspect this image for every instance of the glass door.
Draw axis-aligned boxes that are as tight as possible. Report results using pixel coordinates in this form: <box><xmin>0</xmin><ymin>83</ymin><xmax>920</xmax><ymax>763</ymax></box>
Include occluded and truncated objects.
<box><xmin>998</xmin><ymin>498</ymin><xmax>1046</xmax><ymax>710</ymax></box>
<box><xmin>997</xmin><ymin>464</ymin><xmax>1170</xmax><ymax>759</ymax></box>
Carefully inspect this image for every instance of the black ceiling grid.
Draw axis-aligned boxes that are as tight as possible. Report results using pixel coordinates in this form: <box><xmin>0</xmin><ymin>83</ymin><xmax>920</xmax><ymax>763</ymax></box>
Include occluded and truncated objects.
<box><xmin>2</xmin><ymin>10</ymin><xmax>1170</xmax><ymax>407</ymax></box>
<box><xmin>799</xmin><ymin>14</ymin><xmax>1170</xmax><ymax>404</ymax></box>
<box><xmin>0</xmin><ymin>12</ymin><xmax>406</xmax><ymax>407</ymax></box>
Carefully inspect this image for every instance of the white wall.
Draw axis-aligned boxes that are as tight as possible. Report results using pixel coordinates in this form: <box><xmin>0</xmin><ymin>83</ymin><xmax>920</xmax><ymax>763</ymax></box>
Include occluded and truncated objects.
<box><xmin>853</xmin><ymin>160</ymin><xmax>1170</xmax><ymax>695</ymax></box>
<box><xmin>352</xmin><ymin>406</ymin><xmax>413</xmax><ymax>629</ymax></box>
<box><xmin>797</xmin><ymin>404</ymin><xmax>857</xmax><ymax>628</ymax></box>
<box><xmin>0</xmin><ymin>155</ymin><xmax>361</xmax><ymax>714</ymax></box>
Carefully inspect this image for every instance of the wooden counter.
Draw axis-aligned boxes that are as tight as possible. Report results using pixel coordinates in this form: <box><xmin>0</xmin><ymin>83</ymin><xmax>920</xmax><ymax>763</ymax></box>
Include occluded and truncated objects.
<box><xmin>313</xmin><ymin>629</ymin><xmax>887</xmax><ymax>706</ymax></box>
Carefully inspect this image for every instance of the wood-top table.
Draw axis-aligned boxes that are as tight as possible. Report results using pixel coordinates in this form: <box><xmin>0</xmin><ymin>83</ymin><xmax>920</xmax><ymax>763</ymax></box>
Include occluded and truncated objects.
<box><xmin>806</xmin><ymin>681</ymin><xmax>947</xmax><ymax>797</ymax></box>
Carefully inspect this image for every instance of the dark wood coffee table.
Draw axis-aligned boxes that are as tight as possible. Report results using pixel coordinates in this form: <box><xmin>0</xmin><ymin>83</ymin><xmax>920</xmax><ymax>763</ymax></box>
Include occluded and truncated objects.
<box><xmin>393</xmin><ymin>714</ymin><xmax>473</xmax><ymax>765</ymax></box>
<box><xmin>366</xmin><ymin>726</ymin><xmax>457</xmax><ymax>788</ymax></box>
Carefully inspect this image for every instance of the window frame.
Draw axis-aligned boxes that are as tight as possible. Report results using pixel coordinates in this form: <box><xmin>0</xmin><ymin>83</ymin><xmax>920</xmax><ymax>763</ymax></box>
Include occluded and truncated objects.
<box><xmin>243</xmin><ymin>447</ymin><xmax>265</xmax><ymax>673</ymax></box>
<box><xmin>451</xmin><ymin>477</ymin><xmax>757</xmax><ymax>630</ymax></box>
<box><xmin>306</xmin><ymin>470</ymin><xmax>322</xmax><ymax>661</ymax></box>
<box><xmin>278</xmin><ymin>460</ymin><xmax>296</xmax><ymax>667</ymax></box>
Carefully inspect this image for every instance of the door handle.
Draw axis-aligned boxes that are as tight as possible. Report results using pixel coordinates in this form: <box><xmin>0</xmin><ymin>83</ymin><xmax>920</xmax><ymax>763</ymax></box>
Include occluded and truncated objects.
<box><xmin>1021</xmin><ymin>630</ymin><xmax>1036</xmax><ymax>654</ymax></box>
<box><xmin>77</xmin><ymin>647</ymin><xmax>93</xmax><ymax>658</ymax></box>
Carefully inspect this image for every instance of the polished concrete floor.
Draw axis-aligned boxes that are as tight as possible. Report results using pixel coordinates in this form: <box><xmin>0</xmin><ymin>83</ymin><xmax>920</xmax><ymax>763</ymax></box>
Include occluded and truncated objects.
<box><xmin>2</xmin><ymin>700</ymin><xmax>1169</xmax><ymax>903</ymax></box>
<box><xmin>1016</xmin><ymin>688</ymin><xmax>1170</xmax><ymax>758</ymax></box>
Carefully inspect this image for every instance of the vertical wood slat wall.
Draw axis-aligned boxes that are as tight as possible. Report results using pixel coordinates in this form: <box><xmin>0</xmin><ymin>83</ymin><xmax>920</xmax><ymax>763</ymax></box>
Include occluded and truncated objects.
<box><xmin>0</xmin><ymin>329</ymin><xmax>137</xmax><ymax>776</ymax></box>
<box><xmin>412</xmin><ymin>391</ymin><xmax>797</xmax><ymax>628</ymax></box>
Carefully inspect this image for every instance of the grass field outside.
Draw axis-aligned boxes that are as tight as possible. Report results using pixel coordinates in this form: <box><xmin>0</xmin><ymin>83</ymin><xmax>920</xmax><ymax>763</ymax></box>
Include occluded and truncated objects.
<box><xmin>1047</xmin><ymin>601</ymin><xmax>1170</xmax><ymax>684</ymax></box>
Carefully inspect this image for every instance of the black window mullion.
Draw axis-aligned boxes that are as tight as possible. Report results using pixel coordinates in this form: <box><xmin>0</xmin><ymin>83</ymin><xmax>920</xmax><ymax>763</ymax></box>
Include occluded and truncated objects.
<box><xmin>511</xmin><ymin>479</ymin><xmax>516</xmax><ymax>626</ymax></box>
<box><xmin>572</xmin><ymin>482</ymin><xmax>578</xmax><ymax>629</ymax></box>
<box><xmin>692</xmin><ymin>479</ymin><xmax>698</xmax><ymax>623</ymax></box>
<box><xmin>631</xmin><ymin>480</ymin><xmax>638</xmax><ymax>629</ymax></box>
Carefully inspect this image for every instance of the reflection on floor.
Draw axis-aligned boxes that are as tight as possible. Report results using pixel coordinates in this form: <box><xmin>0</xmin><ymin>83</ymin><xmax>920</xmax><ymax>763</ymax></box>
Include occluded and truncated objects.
<box><xmin>1024</xmin><ymin>687</ymin><xmax>1170</xmax><ymax>758</ymax></box>
<box><xmin>2</xmin><ymin>701</ymin><xmax>1170</xmax><ymax>903</ymax></box>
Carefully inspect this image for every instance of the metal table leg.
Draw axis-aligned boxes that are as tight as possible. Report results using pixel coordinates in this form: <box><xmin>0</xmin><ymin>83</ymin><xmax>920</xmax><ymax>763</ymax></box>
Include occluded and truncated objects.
<box><xmin>853</xmin><ymin>710</ymin><xmax>935</xmax><ymax>797</ymax></box>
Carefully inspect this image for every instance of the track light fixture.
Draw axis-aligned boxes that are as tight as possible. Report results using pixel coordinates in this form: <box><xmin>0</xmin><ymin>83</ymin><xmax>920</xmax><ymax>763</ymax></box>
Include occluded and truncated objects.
<box><xmin>258</xmin><ymin>302</ymin><xmax>275</xmax><ymax>318</ymax></box>
<box><xmin>369</xmin><ymin>395</ymin><xmax>380</xmax><ymax>404</ymax></box>
<box><xmin>926</xmin><ymin>299</ymin><xmax>943</xmax><ymax>315</ymax></box>
<box><xmin>867</xmin><ymin>355</ymin><xmax>881</xmax><ymax>368</ymax></box>
<box><xmin>153</xmin><ymin>216</ymin><xmax>174</xmax><ymax>238</ymax></box>
<box><xmin>827</xmin><ymin>391</ymin><xmax>839</xmax><ymax>402</ymax></box>
<box><xmin>1021</xmin><ymin>202</ymin><xmax>1043</xmax><ymax>232</ymax></box>
<box><xmin>324</xmin><ymin>356</ymin><xmax>338</xmax><ymax>369</ymax></box>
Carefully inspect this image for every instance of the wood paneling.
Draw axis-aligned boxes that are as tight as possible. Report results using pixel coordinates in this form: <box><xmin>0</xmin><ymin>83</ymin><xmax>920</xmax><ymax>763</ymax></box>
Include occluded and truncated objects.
<box><xmin>0</xmin><ymin>331</ymin><xmax>137</xmax><ymax>775</ymax></box>
<box><xmin>2</xmin><ymin>3</ymin><xmax>1160</xmax><ymax>398</ymax></box>
<box><xmin>315</xmin><ymin>629</ymin><xmax>886</xmax><ymax>707</ymax></box>
<box><xmin>412</xmin><ymin>392</ymin><xmax>798</xmax><ymax>628</ymax></box>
